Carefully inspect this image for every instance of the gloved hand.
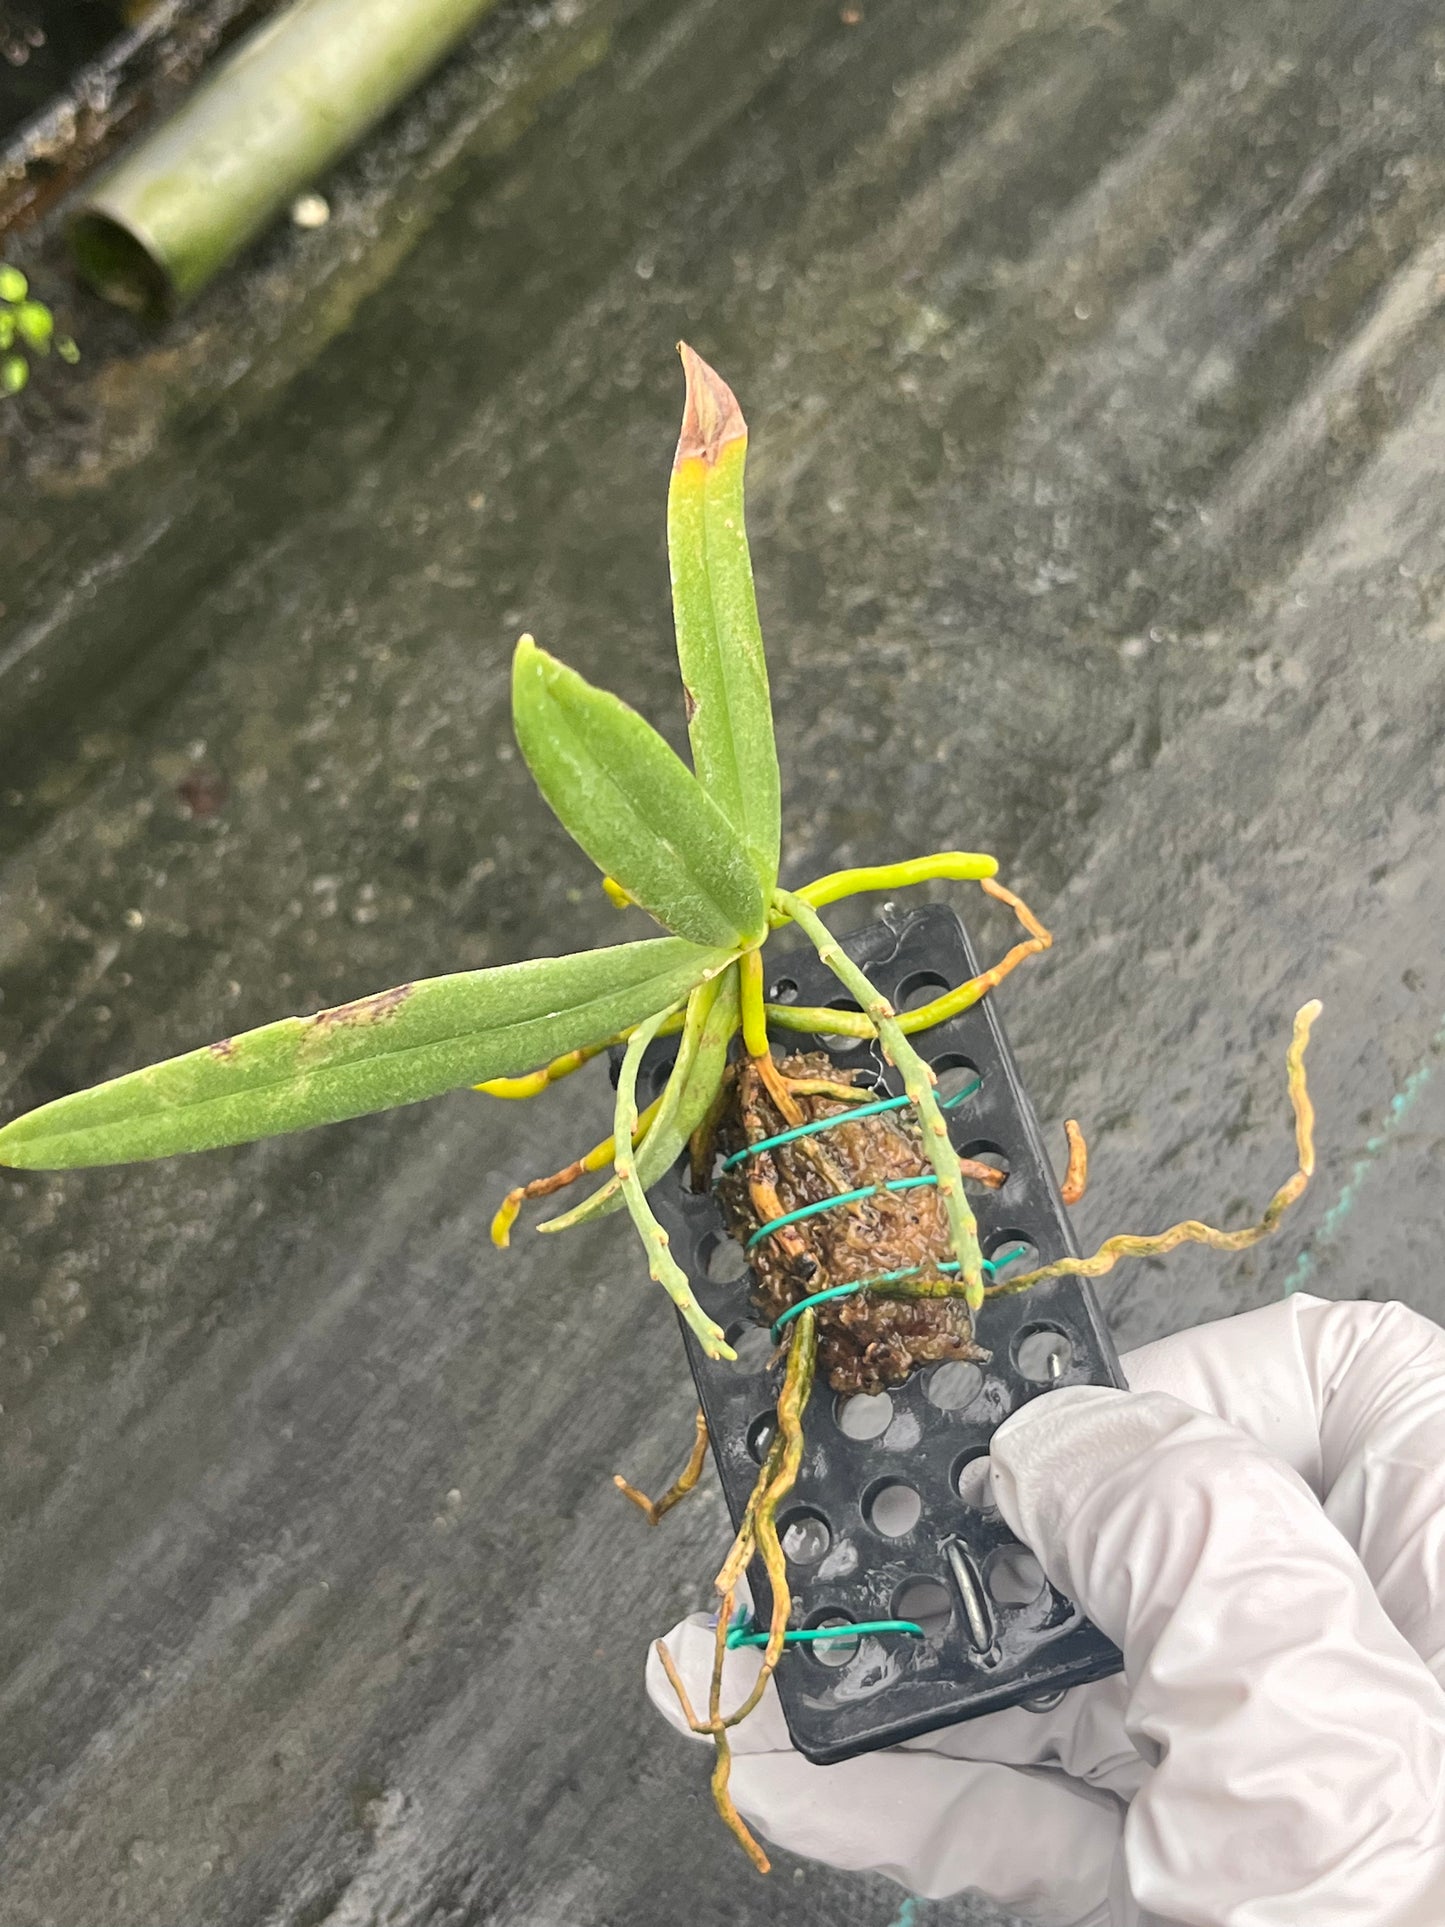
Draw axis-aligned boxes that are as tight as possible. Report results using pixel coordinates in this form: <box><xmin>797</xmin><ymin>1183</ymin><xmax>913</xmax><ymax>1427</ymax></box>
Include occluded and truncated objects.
<box><xmin>647</xmin><ymin>1294</ymin><xmax>1445</xmax><ymax>1925</ymax></box>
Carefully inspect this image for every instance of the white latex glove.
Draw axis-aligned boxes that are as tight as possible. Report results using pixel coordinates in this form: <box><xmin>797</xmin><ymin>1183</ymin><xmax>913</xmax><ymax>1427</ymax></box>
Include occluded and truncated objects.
<box><xmin>647</xmin><ymin>1295</ymin><xmax>1445</xmax><ymax>1925</ymax></box>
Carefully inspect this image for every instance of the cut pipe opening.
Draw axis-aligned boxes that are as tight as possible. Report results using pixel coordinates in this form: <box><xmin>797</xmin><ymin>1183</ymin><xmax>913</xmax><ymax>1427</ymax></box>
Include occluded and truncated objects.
<box><xmin>70</xmin><ymin>211</ymin><xmax>170</xmax><ymax>315</ymax></box>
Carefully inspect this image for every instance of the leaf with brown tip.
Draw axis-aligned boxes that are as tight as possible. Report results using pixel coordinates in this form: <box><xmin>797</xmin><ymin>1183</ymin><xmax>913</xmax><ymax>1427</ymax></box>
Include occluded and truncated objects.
<box><xmin>668</xmin><ymin>345</ymin><xmax>780</xmax><ymax>895</ymax></box>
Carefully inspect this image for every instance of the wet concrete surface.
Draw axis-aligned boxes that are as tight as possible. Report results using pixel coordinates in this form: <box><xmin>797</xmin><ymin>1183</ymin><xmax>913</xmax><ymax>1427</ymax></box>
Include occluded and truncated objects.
<box><xmin>3</xmin><ymin>0</ymin><xmax>1445</xmax><ymax>1921</ymax></box>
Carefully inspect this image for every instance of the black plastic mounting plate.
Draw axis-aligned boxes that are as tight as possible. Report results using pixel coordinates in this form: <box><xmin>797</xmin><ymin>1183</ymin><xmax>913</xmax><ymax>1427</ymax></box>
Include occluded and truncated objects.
<box><xmin>641</xmin><ymin>900</ymin><xmax>1125</xmax><ymax>1765</ymax></box>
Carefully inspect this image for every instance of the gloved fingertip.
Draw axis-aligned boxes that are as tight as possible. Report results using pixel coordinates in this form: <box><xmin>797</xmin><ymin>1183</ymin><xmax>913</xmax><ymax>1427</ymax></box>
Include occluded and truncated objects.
<box><xmin>643</xmin><ymin>1612</ymin><xmax>794</xmax><ymax>1754</ymax></box>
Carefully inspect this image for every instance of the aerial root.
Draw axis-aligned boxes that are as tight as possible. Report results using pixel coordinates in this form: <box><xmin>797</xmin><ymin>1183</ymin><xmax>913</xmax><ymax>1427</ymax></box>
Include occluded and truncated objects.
<box><xmin>748</xmin><ymin>1160</ymin><xmax>816</xmax><ymax>1271</ymax></box>
<box><xmin>653</xmin><ymin>1312</ymin><xmax>818</xmax><ymax>1875</ymax></box>
<box><xmin>773</xmin><ymin>890</ymin><xmax>987</xmax><ymax>1307</ymax></box>
<box><xmin>490</xmin><ymin>1094</ymin><xmax>662</xmax><ymax>1246</ymax></box>
<box><xmin>764</xmin><ymin>873</ymin><xmax>1052</xmax><ymax>1040</ymax></box>
<box><xmin>1061</xmin><ymin>1118</ymin><xmax>1088</xmax><ymax>1205</ymax></box>
<box><xmin>754</xmin><ymin>1050</ymin><xmax>805</xmax><ymax>1127</ymax></box>
<box><xmin>476</xmin><ymin>1012</ymin><xmax>686</xmax><ymax>1100</ymax></box>
<box><xmin>780</xmin><ymin>1076</ymin><xmax>876</xmax><ymax>1104</ymax></box>
<box><xmin>959</xmin><ymin>1156</ymin><xmax>1006</xmax><ymax>1190</ymax></box>
<box><xmin>990</xmin><ymin>1001</ymin><xmax>1322</xmax><ymax>1297</ymax></box>
<box><xmin>614</xmin><ymin>1409</ymin><xmax>710</xmax><ymax>1525</ymax></box>
<box><xmin>895</xmin><ymin>872</ymin><xmax>1052</xmax><ymax>1029</ymax></box>
<box><xmin>475</xmin><ymin>1040</ymin><xmax>610</xmax><ymax>1101</ymax></box>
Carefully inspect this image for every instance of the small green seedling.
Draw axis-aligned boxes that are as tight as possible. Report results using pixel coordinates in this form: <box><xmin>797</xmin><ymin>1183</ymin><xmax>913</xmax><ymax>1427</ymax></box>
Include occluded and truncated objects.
<box><xmin>0</xmin><ymin>263</ymin><xmax>79</xmax><ymax>397</ymax></box>
<box><xmin>0</xmin><ymin>348</ymin><xmax>1321</xmax><ymax>1870</ymax></box>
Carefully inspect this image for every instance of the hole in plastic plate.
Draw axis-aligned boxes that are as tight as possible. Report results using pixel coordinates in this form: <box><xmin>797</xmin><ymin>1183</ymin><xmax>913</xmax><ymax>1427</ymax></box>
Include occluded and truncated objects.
<box><xmin>893</xmin><ymin>1576</ymin><xmax>953</xmax><ymax>1640</ymax></box>
<box><xmin>725</xmin><ymin>1321</ymin><xmax>776</xmax><ymax>1374</ymax></box>
<box><xmin>699</xmin><ymin>1230</ymin><xmax>748</xmax><ymax>1284</ymax></box>
<box><xmin>987</xmin><ymin>1233</ymin><xmax>1039</xmax><ymax>1286</ymax></box>
<box><xmin>960</xmin><ymin>1140</ymin><xmax>1010</xmax><ymax>1191</ymax></box>
<box><xmin>895</xmin><ymin>969</ymin><xmax>951</xmax><ymax>1012</ymax></box>
<box><xmin>820</xmin><ymin>996</ymin><xmax>872</xmax><ymax>1062</ymax></box>
<box><xmin>930</xmin><ymin>1052</ymin><xmax>983</xmax><ymax>1103</ymax></box>
<box><xmin>806</xmin><ymin>1612</ymin><xmax>860</xmax><ymax>1668</ymax></box>
<box><xmin>925</xmin><ymin>1361</ymin><xmax>984</xmax><ymax>1412</ymax></box>
<box><xmin>954</xmin><ymin>1449</ymin><xmax>995</xmax><ymax>1511</ymax></box>
<box><xmin>781</xmin><ymin>1509</ymin><xmax>832</xmax><ymax>1564</ymax></box>
<box><xmin>985</xmin><ymin>1545</ymin><xmax>1047</xmax><ymax>1607</ymax></box>
<box><xmin>1014</xmin><ymin>1325</ymin><xmax>1073</xmax><ymax>1383</ymax></box>
<box><xmin>864</xmin><ymin>1480</ymin><xmax>922</xmax><ymax>1538</ymax></box>
<box><xmin>834</xmin><ymin>1390</ymin><xmax>894</xmax><ymax>1440</ymax></box>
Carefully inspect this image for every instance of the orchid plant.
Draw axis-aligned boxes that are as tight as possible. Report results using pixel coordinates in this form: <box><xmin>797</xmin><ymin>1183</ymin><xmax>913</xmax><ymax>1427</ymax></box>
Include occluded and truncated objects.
<box><xmin>0</xmin><ymin>347</ymin><xmax>1321</xmax><ymax>1870</ymax></box>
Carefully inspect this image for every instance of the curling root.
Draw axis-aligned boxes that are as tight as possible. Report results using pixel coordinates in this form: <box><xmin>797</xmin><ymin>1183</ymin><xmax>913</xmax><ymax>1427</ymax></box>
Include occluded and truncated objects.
<box><xmin>992</xmin><ymin>1001</ymin><xmax>1322</xmax><ymax>1296</ymax></box>
<box><xmin>613</xmin><ymin>1410</ymin><xmax>710</xmax><ymax>1525</ymax></box>
<box><xmin>489</xmin><ymin>1095</ymin><xmax>662</xmax><ymax>1247</ymax></box>
<box><xmin>673</xmin><ymin>1314</ymin><xmax>818</xmax><ymax>1874</ymax></box>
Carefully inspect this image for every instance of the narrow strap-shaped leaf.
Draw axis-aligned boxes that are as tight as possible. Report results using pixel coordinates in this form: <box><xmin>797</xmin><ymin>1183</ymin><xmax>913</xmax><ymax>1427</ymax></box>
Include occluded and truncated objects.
<box><xmin>0</xmin><ymin>935</ymin><xmax>731</xmax><ymax>1169</ymax></box>
<box><xmin>512</xmin><ymin>635</ymin><xmax>765</xmax><ymax>948</ymax></box>
<box><xmin>668</xmin><ymin>344</ymin><xmax>780</xmax><ymax>895</ymax></box>
<box><xmin>539</xmin><ymin>958</ymin><xmax>740</xmax><ymax>1233</ymax></box>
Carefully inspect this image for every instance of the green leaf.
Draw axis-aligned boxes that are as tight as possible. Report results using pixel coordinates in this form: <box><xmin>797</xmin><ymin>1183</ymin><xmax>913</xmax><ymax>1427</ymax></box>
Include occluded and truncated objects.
<box><xmin>668</xmin><ymin>345</ymin><xmax>780</xmax><ymax>895</ymax></box>
<box><xmin>0</xmin><ymin>264</ymin><xmax>27</xmax><ymax>302</ymax></box>
<box><xmin>2</xmin><ymin>355</ymin><xmax>28</xmax><ymax>396</ymax></box>
<box><xmin>0</xmin><ymin>935</ymin><xmax>732</xmax><ymax>1170</ymax></box>
<box><xmin>539</xmin><ymin>958</ymin><xmax>740</xmax><ymax>1232</ymax></box>
<box><xmin>511</xmin><ymin>635</ymin><xmax>766</xmax><ymax>949</ymax></box>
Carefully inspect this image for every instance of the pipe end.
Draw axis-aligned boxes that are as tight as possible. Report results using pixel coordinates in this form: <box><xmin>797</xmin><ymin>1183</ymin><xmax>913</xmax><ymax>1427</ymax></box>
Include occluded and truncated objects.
<box><xmin>70</xmin><ymin>211</ymin><xmax>171</xmax><ymax>316</ymax></box>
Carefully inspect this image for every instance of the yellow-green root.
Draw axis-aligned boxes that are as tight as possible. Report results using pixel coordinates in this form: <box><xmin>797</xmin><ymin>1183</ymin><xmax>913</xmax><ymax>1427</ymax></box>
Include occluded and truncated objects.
<box><xmin>614</xmin><ymin>1409</ymin><xmax>710</xmax><ymax>1525</ymax></box>
<box><xmin>740</xmin><ymin>943</ymin><xmax>806</xmax><ymax>1126</ymax></box>
<box><xmin>991</xmin><ymin>1000</ymin><xmax>1322</xmax><ymax>1298</ymax></box>
<box><xmin>739</xmin><ymin>946</ymin><xmax>770</xmax><ymax>1057</ymax></box>
<box><xmin>536</xmin><ymin>973</ymin><xmax>731</xmax><ymax>1236</ymax></box>
<box><xmin>616</xmin><ymin>1010</ymin><xmax>735</xmax><ymax>1359</ymax></box>
<box><xmin>654</xmin><ymin>1312</ymin><xmax>817</xmax><ymax>1876</ymax></box>
<box><xmin>721</xmin><ymin>1308</ymin><xmax>815</xmax><ymax>1726</ymax></box>
<box><xmin>476</xmin><ymin>1010</ymin><xmax>685</xmax><ymax>1099</ymax></box>
<box><xmin>773</xmin><ymin>889</ymin><xmax>986</xmax><ymax>1308</ymax></box>
<box><xmin>489</xmin><ymin>1093</ymin><xmax>662</xmax><ymax>1246</ymax></box>
<box><xmin>765</xmin><ymin>872</ymin><xmax>1051</xmax><ymax>1038</ymax></box>
<box><xmin>777</xmin><ymin>849</ymin><xmax>998</xmax><ymax>921</ymax></box>
<box><xmin>781</xmin><ymin>1076</ymin><xmax>877</xmax><ymax>1104</ymax></box>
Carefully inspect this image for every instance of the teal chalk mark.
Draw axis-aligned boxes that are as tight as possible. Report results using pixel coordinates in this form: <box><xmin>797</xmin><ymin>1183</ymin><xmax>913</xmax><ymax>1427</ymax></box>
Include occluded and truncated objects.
<box><xmin>887</xmin><ymin>1901</ymin><xmax>922</xmax><ymax>1927</ymax></box>
<box><xmin>1285</xmin><ymin>1015</ymin><xmax>1444</xmax><ymax>1294</ymax></box>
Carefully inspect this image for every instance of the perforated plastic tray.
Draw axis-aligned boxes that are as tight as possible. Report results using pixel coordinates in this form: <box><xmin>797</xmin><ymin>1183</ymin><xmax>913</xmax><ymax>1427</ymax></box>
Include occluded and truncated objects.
<box><xmin>641</xmin><ymin>900</ymin><xmax>1124</xmax><ymax>1765</ymax></box>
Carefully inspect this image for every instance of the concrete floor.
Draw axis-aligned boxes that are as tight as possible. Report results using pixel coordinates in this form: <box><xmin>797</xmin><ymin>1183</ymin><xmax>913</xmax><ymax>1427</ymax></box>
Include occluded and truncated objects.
<box><xmin>3</xmin><ymin>0</ymin><xmax>1445</xmax><ymax>1921</ymax></box>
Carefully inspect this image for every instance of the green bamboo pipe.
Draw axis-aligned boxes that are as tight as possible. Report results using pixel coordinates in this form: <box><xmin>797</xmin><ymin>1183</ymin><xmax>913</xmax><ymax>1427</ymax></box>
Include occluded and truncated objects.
<box><xmin>71</xmin><ymin>0</ymin><xmax>500</xmax><ymax>311</ymax></box>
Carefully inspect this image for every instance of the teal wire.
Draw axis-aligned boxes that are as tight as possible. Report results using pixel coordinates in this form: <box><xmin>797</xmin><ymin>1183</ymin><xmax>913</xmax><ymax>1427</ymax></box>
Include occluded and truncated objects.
<box><xmin>769</xmin><ymin>1243</ymin><xmax>1031</xmax><ymax>1340</ymax></box>
<box><xmin>722</xmin><ymin>1077</ymin><xmax>982</xmax><ymax>1173</ymax></box>
<box><xmin>768</xmin><ymin>1279</ymin><xmax>877</xmax><ymax>1330</ymax></box>
<box><xmin>745</xmin><ymin>1172</ymin><xmax>939</xmax><ymax>1249</ymax></box>
<box><xmin>726</xmin><ymin>1617</ymin><xmax>925</xmax><ymax>1650</ymax></box>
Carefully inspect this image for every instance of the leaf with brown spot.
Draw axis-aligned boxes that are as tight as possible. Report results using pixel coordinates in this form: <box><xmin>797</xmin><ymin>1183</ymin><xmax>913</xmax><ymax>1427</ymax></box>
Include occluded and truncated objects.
<box><xmin>309</xmin><ymin>984</ymin><xmax>416</xmax><ymax>1031</ymax></box>
<box><xmin>0</xmin><ymin>937</ymin><xmax>733</xmax><ymax>1169</ymax></box>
